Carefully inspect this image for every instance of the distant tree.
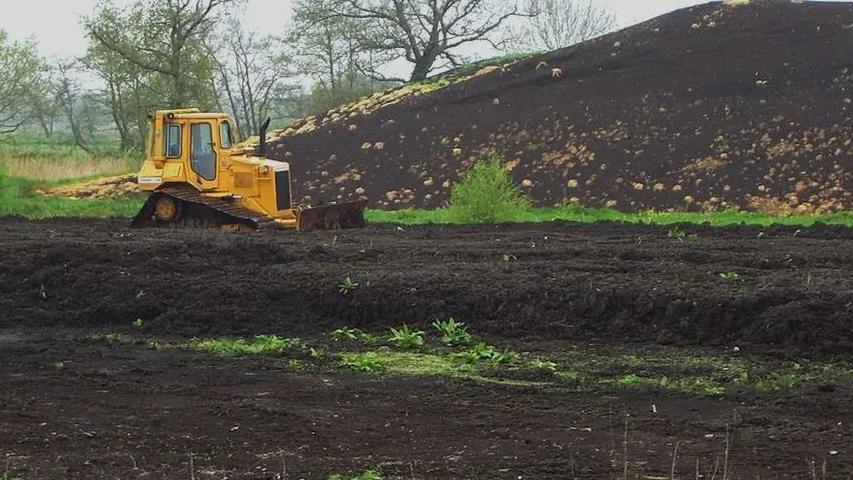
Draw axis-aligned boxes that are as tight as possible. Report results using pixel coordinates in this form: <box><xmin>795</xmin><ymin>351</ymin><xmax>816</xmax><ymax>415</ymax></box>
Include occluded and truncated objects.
<box><xmin>25</xmin><ymin>67</ymin><xmax>63</xmax><ymax>138</ymax></box>
<box><xmin>83</xmin><ymin>35</ymin><xmax>154</xmax><ymax>152</ymax></box>
<box><xmin>512</xmin><ymin>0</ymin><xmax>615</xmax><ymax>51</ymax></box>
<box><xmin>215</xmin><ymin>19</ymin><xmax>297</xmax><ymax>138</ymax></box>
<box><xmin>55</xmin><ymin>61</ymin><xmax>97</xmax><ymax>154</ymax></box>
<box><xmin>84</xmin><ymin>0</ymin><xmax>240</xmax><ymax>108</ymax></box>
<box><xmin>0</xmin><ymin>30</ymin><xmax>49</xmax><ymax>134</ymax></box>
<box><xmin>287</xmin><ymin>0</ymin><xmax>392</xmax><ymax>115</ymax></box>
<box><xmin>319</xmin><ymin>0</ymin><xmax>533</xmax><ymax>82</ymax></box>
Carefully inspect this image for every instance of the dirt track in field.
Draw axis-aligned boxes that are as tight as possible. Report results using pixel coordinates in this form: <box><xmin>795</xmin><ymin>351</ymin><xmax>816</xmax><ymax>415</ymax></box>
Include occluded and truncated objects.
<box><xmin>1</xmin><ymin>218</ymin><xmax>852</xmax><ymax>479</ymax></box>
<box><xmin>2</xmin><ymin>332</ymin><xmax>852</xmax><ymax>480</ymax></box>
<box><xmin>1</xmin><ymin>217</ymin><xmax>851</xmax><ymax>354</ymax></box>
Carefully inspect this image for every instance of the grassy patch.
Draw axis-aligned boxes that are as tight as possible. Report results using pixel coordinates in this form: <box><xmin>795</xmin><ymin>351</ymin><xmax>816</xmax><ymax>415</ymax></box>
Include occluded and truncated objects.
<box><xmin>452</xmin><ymin>342</ymin><xmax>520</xmax><ymax>365</ymax></box>
<box><xmin>367</xmin><ymin>205</ymin><xmax>853</xmax><ymax>228</ymax></box>
<box><xmin>328</xmin><ymin>471</ymin><xmax>383</xmax><ymax>480</ymax></box>
<box><xmin>0</xmin><ymin>172</ymin><xmax>143</xmax><ymax>219</ymax></box>
<box><xmin>379</xmin><ymin>351</ymin><xmax>476</xmax><ymax>377</ymax></box>
<box><xmin>340</xmin><ymin>352</ymin><xmax>387</xmax><ymax>373</ymax></box>
<box><xmin>326</xmin><ymin>327</ymin><xmax>846</xmax><ymax>398</ymax></box>
<box><xmin>100</xmin><ymin>323</ymin><xmax>853</xmax><ymax>399</ymax></box>
<box><xmin>188</xmin><ymin>335</ymin><xmax>305</xmax><ymax>357</ymax></box>
<box><xmin>546</xmin><ymin>346</ymin><xmax>853</xmax><ymax>397</ymax></box>
<box><xmin>1</xmin><ymin>156</ymin><xmax>139</xmax><ymax>182</ymax></box>
<box><xmin>615</xmin><ymin>374</ymin><xmax>726</xmax><ymax>397</ymax></box>
<box><xmin>0</xmin><ymin>130</ymin><xmax>126</xmax><ymax>158</ymax></box>
<box><xmin>0</xmin><ymin>130</ymin><xmax>141</xmax><ymax>181</ymax></box>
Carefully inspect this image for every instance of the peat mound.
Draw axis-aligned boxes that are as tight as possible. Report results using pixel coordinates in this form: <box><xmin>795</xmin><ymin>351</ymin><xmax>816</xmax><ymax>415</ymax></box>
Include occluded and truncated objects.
<box><xmin>263</xmin><ymin>0</ymin><xmax>852</xmax><ymax>214</ymax></box>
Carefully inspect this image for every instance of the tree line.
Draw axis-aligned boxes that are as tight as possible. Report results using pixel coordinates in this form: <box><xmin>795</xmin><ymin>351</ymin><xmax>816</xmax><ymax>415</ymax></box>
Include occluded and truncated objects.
<box><xmin>0</xmin><ymin>0</ymin><xmax>614</xmax><ymax>154</ymax></box>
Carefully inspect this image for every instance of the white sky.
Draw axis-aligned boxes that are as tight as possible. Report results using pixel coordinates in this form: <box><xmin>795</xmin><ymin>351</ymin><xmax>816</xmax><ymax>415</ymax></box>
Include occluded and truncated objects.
<box><xmin>0</xmin><ymin>0</ymin><xmax>707</xmax><ymax>59</ymax></box>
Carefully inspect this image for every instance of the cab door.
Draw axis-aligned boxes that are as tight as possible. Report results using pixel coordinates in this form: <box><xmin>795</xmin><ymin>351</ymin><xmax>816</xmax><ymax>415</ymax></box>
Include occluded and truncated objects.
<box><xmin>189</xmin><ymin>122</ymin><xmax>219</xmax><ymax>190</ymax></box>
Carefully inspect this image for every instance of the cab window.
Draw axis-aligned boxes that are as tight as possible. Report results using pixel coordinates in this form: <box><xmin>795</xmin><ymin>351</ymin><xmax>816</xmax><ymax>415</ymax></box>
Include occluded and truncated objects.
<box><xmin>190</xmin><ymin>123</ymin><xmax>216</xmax><ymax>181</ymax></box>
<box><xmin>163</xmin><ymin>124</ymin><xmax>182</xmax><ymax>158</ymax></box>
<box><xmin>220</xmin><ymin>122</ymin><xmax>233</xmax><ymax>149</ymax></box>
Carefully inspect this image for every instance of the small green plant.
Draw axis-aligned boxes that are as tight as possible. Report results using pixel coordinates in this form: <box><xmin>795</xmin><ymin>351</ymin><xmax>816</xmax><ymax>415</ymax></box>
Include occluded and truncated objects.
<box><xmin>286</xmin><ymin>359</ymin><xmax>306</xmax><ymax>370</ymax></box>
<box><xmin>328</xmin><ymin>470</ymin><xmax>383</xmax><ymax>480</ymax></box>
<box><xmin>618</xmin><ymin>374</ymin><xmax>643</xmax><ymax>387</ymax></box>
<box><xmin>658</xmin><ymin>376</ymin><xmax>726</xmax><ymax>397</ymax></box>
<box><xmin>447</xmin><ymin>155</ymin><xmax>531</xmax><ymax>223</ymax></box>
<box><xmin>667</xmin><ymin>226</ymin><xmax>687</xmax><ymax>241</ymax></box>
<box><xmin>453</xmin><ymin>342</ymin><xmax>519</xmax><ymax>365</ymax></box>
<box><xmin>388</xmin><ymin>325</ymin><xmax>425</xmax><ymax>350</ymax></box>
<box><xmin>501</xmin><ymin>253</ymin><xmax>517</xmax><ymax>263</ymax></box>
<box><xmin>432</xmin><ymin>318</ymin><xmax>475</xmax><ymax>346</ymax></box>
<box><xmin>756</xmin><ymin>372</ymin><xmax>802</xmax><ymax>393</ymax></box>
<box><xmin>331</xmin><ymin>327</ymin><xmax>382</xmax><ymax>345</ymax></box>
<box><xmin>332</xmin><ymin>327</ymin><xmax>362</xmax><ymax>341</ymax></box>
<box><xmin>51</xmin><ymin>361</ymin><xmax>65</xmax><ymax>373</ymax></box>
<box><xmin>340</xmin><ymin>352</ymin><xmax>386</xmax><ymax>373</ymax></box>
<box><xmin>132</xmin><ymin>318</ymin><xmax>144</xmax><ymax>328</ymax></box>
<box><xmin>339</xmin><ymin>276</ymin><xmax>360</xmax><ymax>294</ymax></box>
<box><xmin>719</xmin><ymin>271</ymin><xmax>741</xmax><ymax>282</ymax></box>
<box><xmin>104</xmin><ymin>333</ymin><xmax>126</xmax><ymax>343</ymax></box>
<box><xmin>530</xmin><ymin>358</ymin><xmax>558</xmax><ymax>372</ymax></box>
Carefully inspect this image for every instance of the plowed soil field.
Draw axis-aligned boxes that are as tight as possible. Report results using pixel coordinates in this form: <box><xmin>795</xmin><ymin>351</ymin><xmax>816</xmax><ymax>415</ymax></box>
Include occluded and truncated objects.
<box><xmin>1</xmin><ymin>218</ymin><xmax>851</xmax><ymax>479</ymax></box>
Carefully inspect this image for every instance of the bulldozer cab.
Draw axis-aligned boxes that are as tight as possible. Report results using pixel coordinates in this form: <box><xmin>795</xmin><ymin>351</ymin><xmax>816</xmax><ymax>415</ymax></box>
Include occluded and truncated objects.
<box><xmin>145</xmin><ymin>108</ymin><xmax>234</xmax><ymax>192</ymax></box>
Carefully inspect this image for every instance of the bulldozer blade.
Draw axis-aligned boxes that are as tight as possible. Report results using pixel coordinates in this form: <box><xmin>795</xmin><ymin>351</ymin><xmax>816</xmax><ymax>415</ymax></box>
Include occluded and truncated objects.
<box><xmin>296</xmin><ymin>200</ymin><xmax>368</xmax><ymax>231</ymax></box>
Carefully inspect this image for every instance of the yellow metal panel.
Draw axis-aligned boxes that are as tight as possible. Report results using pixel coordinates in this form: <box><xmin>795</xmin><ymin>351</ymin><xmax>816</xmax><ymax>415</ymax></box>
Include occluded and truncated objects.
<box><xmin>234</xmin><ymin>172</ymin><xmax>255</xmax><ymax>189</ymax></box>
<box><xmin>163</xmin><ymin>163</ymin><xmax>183</xmax><ymax>179</ymax></box>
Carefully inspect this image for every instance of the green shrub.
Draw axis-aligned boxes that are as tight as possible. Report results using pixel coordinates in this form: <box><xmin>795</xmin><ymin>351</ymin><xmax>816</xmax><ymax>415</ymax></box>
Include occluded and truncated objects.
<box><xmin>387</xmin><ymin>325</ymin><xmax>425</xmax><ymax>351</ymax></box>
<box><xmin>447</xmin><ymin>155</ymin><xmax>530</xmax><ymax>223</ymax></box>
<box><xmin>331</xmin><ymin>327</ymin><xmax>382</xmax><ymax>345</ymax></box>
<box><xmin>432</xmin><ymin>318</ymin><xmax>475</xmax><ymax>346</ymax></box>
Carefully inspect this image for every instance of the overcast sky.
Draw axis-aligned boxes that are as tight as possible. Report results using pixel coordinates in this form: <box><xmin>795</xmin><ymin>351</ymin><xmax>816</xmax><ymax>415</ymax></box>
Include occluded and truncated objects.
<box><xmin>1</xmin><ymin>0</ymin><xmax>708</xmax><ymax>59</ymax></box>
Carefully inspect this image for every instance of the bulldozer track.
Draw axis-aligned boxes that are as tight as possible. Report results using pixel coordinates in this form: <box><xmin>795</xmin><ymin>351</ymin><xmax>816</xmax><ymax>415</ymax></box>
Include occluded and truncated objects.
<box><xmin>131</xmin><ymin>185</ymin><xmax>276</xmax><ymax>230</ymax></box>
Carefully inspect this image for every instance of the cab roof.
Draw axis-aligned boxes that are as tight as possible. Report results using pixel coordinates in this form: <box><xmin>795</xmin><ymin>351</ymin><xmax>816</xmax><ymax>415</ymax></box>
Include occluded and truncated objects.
<box><xmin>154</xmin><ymin>109</ymin><xmax>232</xmax><ymax>121</ymax></box>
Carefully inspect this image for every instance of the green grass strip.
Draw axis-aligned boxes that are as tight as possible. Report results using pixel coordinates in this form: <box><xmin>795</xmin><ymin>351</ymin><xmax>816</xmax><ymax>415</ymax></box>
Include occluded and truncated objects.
<box><xmin>0</xmin><ymin>173</ymin><xmax>143</xmax><ymax>219</ymax></box>
<box><xmin>366</xmin><ymin>206</ymin><xmax>853</xmax><ymax>228</ymax></box>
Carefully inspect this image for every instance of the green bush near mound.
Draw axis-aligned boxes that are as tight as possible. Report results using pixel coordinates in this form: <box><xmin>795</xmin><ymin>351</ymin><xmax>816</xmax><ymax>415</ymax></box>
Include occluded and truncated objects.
<box><xmin>446</xmin><ymin>155</ymin><xmax>531</xmax><ymax>223</ymax></box>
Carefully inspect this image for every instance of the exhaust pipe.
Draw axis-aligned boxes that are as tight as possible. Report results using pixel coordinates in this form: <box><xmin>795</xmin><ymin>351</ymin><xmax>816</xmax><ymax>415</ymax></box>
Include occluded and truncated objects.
<box><xmin>257</xmin><ymin>117</ymin><xmax>271</xmax><ymax>157</ymax></box>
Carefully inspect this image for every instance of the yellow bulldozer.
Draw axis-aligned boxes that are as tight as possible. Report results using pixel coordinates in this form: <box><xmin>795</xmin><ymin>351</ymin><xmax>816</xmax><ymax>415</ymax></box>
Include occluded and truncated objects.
<box><xmin>131</xmin><ymin>108</ymin><xmax>367</xmax><ymax>231</ymax></box>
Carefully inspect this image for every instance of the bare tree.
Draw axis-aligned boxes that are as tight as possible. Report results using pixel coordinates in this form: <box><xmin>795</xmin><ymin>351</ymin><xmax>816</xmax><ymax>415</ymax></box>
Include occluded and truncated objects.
<box><xmin>26</xmin><ymin>68</ymin><xmax>62</xmax><ymax>138</ymax></box>
<box><xmin>323</xmin><ymin>0</ymin><xmax>533</xmax><ymax>82</ymax></box>
<box><xmin>55</xmin><ymin>62</ymin><xmax>95</xmax><ymax>154</ymax></box>
<box><xmin>513</xmin><ymin>0</ymin><xmax>615</xmax><ymax>51</ymax></box>
<box><xmin>215</xmin><ymin>19</ymin><xmax>295</xmax><ymax>137</ymax></box>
